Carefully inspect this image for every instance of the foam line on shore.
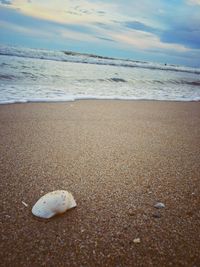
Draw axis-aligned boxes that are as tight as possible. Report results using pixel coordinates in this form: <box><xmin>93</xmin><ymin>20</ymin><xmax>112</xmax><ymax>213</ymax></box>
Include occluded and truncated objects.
<box><xmin>0</xmin><ymin>95</ymin><xmax>200</xmax><ymax>105</ymax></box>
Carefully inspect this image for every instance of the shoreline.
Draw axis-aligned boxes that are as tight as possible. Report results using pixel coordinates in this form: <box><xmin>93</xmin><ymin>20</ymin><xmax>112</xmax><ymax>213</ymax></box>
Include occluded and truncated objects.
<box><xmin>0</xmin><ymin>98</ymin><xmax>200</xmax><ymax>106</ymax></box>
<box><xmin>1</xmin><ymin>100</ymin><xmax>200</xmax><ymax>266</ymax></box>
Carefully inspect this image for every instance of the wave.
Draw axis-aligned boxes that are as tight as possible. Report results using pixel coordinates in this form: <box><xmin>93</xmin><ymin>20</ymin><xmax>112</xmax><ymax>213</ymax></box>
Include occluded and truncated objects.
<box><xmin>0</xmin><ymin>45</ymin><xmax>200</xmax><ymax>75</ymax></box>
<box><xmin>0</xmin><ymin>74</ymin><xmax>16</xmax><ymax>80</ymax></box>
<box><xmin>0</xmin><ymin>95</ymin><xmax>200</xmax><ymax>105</ymax></box>
<box><xmin>152</xmin><ymin>79</ymin><xmax>200</xmax><ymax>86</ymax></box>
<box><xmin>1</xmin><ymin>71</ymin><xmax>199</xmax><ymax>87</ymax></box>
<box><xmin>109</xmin><ymin>78</ymin><xmax>127</xmax><ymax>82</ymax></box>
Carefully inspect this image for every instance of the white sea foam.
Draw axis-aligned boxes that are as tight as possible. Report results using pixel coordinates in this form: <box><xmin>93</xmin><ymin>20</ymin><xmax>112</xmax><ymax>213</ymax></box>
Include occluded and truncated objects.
<box><xmin>1</xmin><ymin>44</ymin><xmax>200</xmax><ymax>74</ymax></box>
<box><xmin>0</xmin><ymin>45</ymin><xmax>200</xmax><ymax>104</ymax></box>
<box><xmin>0</xmin><ymin>95</ymin><xmax>199</xmax><ymax>105</ymax></box>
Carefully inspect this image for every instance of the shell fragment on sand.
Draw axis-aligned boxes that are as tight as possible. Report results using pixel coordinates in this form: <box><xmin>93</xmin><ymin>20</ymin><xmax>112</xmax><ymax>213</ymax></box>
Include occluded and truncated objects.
<box><xmin>133</xmin><ymin>238</ymin><xmax>141</xmax><ymax>244</ymax></box>
<box><xmin>32</xmin><ymin>190</ymin><xmax>77</xmax><ymax>219</ymax></box>
<box><xmin>154</xmin><ymin>202</ymin><xmax>165</xmax><ymax>209</ymax></box>
<box><xmin>22</xmin><ymin>201</ymin><xmax>28</xmax><ymax>207</ymax></box>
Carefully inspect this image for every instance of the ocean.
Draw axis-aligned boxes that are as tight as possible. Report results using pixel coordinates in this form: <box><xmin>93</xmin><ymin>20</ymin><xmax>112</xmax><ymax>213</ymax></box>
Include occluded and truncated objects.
<box><xmin>0</xmin><ymin>45</ymin><xmax>200</xmax><ymax>104</ymax></box>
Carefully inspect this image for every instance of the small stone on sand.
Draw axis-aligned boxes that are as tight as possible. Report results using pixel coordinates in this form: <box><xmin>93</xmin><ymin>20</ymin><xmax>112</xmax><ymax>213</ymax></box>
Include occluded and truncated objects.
<box><xmin>152</xmin><ymin>212</ymin><xmax>161</xmax><ymax>218</ymax></box>
<box><xmin>133</xmin><ymin>238</ymin><xmax>141</xmax><ymax>244</ymax></box>
<box><xmin>128</xmin><ymin>210</ymin><xmax>135</xmax><ymax>216</ymax></box>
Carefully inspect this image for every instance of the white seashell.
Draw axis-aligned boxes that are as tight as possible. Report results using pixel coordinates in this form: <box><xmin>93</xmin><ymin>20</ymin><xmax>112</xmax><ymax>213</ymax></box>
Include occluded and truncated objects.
<box><xmin>32</xmin><ymin>190</ymin><xmax>76</xmax><ymax>219</ymax></box>
<box><xmin>154</xmin><ymin>202</ymin><xmax>165</xmax><ymax>209</ymax></box>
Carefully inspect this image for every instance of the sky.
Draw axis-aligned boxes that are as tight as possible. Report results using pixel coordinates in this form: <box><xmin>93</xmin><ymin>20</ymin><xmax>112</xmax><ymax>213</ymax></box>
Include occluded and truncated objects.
<box><xmin>0</xmin><ymin>0</ymin><xmax>200</xmax><ymax>67</ymax></box>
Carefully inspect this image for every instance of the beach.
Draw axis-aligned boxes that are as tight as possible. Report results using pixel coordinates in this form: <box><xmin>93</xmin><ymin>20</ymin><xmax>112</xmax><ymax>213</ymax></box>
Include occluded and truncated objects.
<box><xmin>0</xmin><ymin>100</ymin><xmax>200</xmax><ymax>266</ymax></box>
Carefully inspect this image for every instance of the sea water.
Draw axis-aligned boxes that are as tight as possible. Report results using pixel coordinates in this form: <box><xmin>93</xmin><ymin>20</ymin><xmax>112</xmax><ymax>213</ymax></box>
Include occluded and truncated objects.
<box><xmin>0</xmin><ymin>45</ymin><xmax>200</xmax><ymax>104</ymax></box>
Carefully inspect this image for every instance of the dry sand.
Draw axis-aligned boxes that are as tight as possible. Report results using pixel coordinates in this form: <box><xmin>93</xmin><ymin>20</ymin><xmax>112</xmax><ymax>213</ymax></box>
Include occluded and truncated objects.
<box><xmin>0</xmin><ymin>100</ymin><xmax>200</xmax><ymax>267</ymax></box>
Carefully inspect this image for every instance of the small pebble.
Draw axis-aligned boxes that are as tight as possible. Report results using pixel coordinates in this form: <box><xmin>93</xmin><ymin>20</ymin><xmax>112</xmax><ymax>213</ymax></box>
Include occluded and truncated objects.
<box><xmin>128</xmin><ymin>209</ymin><xmax>135</xmax><ymax>216</ymax></box>
<box><xmin>133</xmin><ymin>238</ymin><xmax>141</xmax><ymax>243</ymax></box>
<box><xmin>186</xmin><ymin>211</ymin><xmax>193</xmax><ymax>217</ymax></box>
<box><xmin>152</xmin><ymin>212</ymin><xmax>161</xmax><ymax>218</ymax></box>
<box><xmin>154</xmin><ymin>202</ymin><xmax>165</xmax><ymax>209</ymax></box>
<box><xmin>123</xmin><ymin>224</ymin><xmax>129</xmax><ymax>230</ymax></box>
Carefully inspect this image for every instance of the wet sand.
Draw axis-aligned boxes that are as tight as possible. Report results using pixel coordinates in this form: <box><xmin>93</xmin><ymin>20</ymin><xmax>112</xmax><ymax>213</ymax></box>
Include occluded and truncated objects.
<box><xmin>0</xmin><ymin>100</ymin><xmax>200</xmax><ymax>266</ymax></box>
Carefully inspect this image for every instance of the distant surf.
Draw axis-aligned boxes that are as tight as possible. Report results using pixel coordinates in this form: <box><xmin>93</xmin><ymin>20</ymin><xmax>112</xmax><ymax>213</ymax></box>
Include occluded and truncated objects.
<box><xmin>0</xmin><ymin>45</ymin><xmax>200</xmax><ymax>104</ymax></box>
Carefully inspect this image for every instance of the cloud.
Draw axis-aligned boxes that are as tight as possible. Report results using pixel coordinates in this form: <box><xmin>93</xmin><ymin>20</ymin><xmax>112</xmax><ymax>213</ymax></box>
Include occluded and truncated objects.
<box><xmin>96</xmin><ymin>36</ymin><xmax>115</xmax><ymax>42</ymax></box>
<box><xmin>0</xmin><ymin>6</ymin><xmax>109</xmax><ymax>46</ymax></box>
<box><xmin>124</xmin><ymin>21</ymin><xmax>157</xmax><ymax>34</ymax></box>
<box><xmin>160</xmin><ymin>13</ymin><xmax>200</xmax><ymax>49</ymax></box>
<box><xmin>0</xmin><ymin>0</ymin><xmax>13</xmax><ymax>5</ymax></box>
<box><xmin>97</xmin><ymin>10</ymin><xmax>106</xmax><ymax>15</ymax></box>
<box><xmin>59</xmin><ymin>28</ymin><xmax>98</xmax><ymax>43</ymax></box>
<box><xmin>111</xmin><ymin>29</ymin><xmax>189</xmax><ymax>52</ymax></box>
<box><xmin>0</xmin><ymin>20</ymin><xmax>54</xmax><ymax>38</ymax></box>
<box><xmin>161</xmin><ymin>27</ymin><xmax>200</xmax><ymax>49</ymax></box>
<box><xmin>187</xmin><ymin>0</ymin><xmax>200</xmax><ymax>5</ymax></box>
<box><xmin>1</xmin><ymin>3</ymin><xmax>192</xmax><ymax>53</ymax></box>
<box><xmin>8</xmin><ymin>0</ymin><xmax>113</xmax><ymax>25</ymax></box>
